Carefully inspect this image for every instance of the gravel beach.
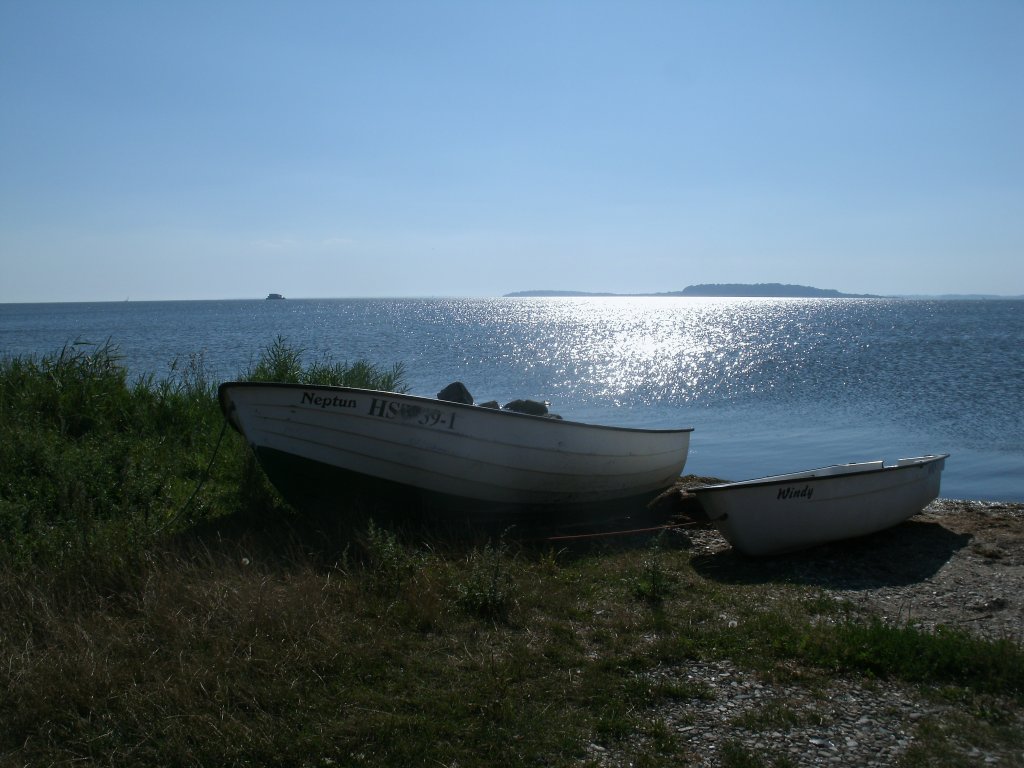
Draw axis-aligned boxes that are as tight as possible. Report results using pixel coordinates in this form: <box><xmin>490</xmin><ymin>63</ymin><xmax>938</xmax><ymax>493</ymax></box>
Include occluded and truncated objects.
<box><xmin>685</xmin><ymin>498</ymin><xmax>1024</xmax><ymax>644</ymax></box>
<box><xmin>593</xmin><ymin>498</ymin><xmax>1024</xmax><ymax>767</ymax></box>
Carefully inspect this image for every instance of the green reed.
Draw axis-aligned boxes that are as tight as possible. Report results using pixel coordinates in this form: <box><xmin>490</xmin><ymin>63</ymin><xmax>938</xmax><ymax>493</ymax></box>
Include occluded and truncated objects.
<box><xmin>0</xmin><ymin>337</ymin><xmax>406</xmax><ymax>568</ymax></box>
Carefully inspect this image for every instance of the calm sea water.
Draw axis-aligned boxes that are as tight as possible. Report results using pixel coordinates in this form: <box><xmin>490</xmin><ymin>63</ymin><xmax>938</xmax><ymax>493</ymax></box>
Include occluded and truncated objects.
<box><xmin>2</xmin><ymin>297</ymin><xmax>1022</xmax><ymax>502</ymax></box>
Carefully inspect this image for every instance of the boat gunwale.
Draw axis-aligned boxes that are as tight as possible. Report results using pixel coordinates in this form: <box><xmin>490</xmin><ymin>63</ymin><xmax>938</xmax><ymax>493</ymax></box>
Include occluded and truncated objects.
<box><xmin>218</xmin><ymin>380</ymin><xmax>695</xmax><ymax>435</ymax></box>
<box><xmin>689</xmin><ymin>454</ymin><xmax>949</xmax><ymax>495</ymax></box>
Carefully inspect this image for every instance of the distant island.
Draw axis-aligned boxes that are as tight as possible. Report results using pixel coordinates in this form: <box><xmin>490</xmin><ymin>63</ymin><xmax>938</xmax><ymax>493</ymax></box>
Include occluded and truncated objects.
<box><xmin>266</xmin><ymin>293</ymin><xmax>286</xmax><ymax>300</ymax></box>
<box><xmin>505</xmin><ymin>283</ymin><xmax>881</xmax><ymax>299</ymax></box>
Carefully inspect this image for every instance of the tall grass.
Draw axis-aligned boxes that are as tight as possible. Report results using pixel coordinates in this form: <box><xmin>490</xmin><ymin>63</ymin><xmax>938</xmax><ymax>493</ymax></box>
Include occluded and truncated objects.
<box><xmin>0</xmin><ymin>337</ymin><xmax>407</xmax><ymax>568</ymax></box>
<box><xmin>243</xmin><ymin>335</ymin><xmax>408</xmax><ymax>390</ymax></box>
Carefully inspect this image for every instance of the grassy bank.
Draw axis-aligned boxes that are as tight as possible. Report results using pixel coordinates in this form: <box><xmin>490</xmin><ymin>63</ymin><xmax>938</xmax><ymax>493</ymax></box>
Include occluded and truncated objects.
<box><xmin>1</xmin><ymin>341</ymin><xmax>1021</xmax><ymax>766</ymax></box>
<box><xmin>0</xmin><ymin>337</ymin><xmax>405</xmax><ymax>568</ymax></box>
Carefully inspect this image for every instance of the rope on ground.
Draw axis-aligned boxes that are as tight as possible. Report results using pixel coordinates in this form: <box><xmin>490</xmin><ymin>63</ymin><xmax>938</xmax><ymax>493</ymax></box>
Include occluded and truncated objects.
<box><xmin>158</xmin><ymin>418</ymin><xmax>229</xmax><ymax>533</ymax></box>
<box><xmin>543</xmin><ymin>522</ymin><xmax>692</xmax><ymax>543</ymax></box>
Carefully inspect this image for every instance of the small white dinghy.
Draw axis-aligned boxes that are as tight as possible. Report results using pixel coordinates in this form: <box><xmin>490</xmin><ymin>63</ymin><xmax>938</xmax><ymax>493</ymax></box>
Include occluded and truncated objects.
<box><xmin>689</xmin><ymin>454</ymin><xmax>948</xmax><ymax>556</ymax></box>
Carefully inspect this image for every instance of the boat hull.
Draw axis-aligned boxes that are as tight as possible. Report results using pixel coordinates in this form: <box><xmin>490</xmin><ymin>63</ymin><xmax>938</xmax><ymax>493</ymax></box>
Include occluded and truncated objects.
<box><xmin>690</xmin><ymin>455</ymin><xmax>948</xmax><ymax>556</ymax></box>
<box><xmin>219</xmin><ymin>382</ymin><xmax>693</xmax><ymax>521</ymax></box>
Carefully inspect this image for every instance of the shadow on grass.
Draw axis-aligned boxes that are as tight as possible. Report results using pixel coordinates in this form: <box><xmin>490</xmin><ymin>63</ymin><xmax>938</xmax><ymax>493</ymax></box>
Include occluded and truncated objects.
<box><xmin>689</xmin><ymin>519</ymin><xmax>971</xmax><ymax>589</ymax></box>
<box><xmin>171</xmin><ymin>489</ymin><xmax>686</xmax><ymax>569</ymax></box>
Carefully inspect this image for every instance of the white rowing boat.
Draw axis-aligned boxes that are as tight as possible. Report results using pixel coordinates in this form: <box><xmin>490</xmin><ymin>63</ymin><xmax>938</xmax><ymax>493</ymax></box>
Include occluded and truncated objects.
<box><xmin>689</xmin><ymin>454</ymin><xmax>948</xmax><ymax>556</ymax></box>
<box><xmin>219</xmin><ymin>382</ymin><xmax>693</xmax><ymax>518</ymax></box>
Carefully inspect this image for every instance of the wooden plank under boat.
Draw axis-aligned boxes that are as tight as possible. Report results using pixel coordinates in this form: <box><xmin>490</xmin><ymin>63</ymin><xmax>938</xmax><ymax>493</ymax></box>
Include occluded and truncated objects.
<box><xmin>688</xmin><ymin>454</ymin><xmax>948</xmax><ymax>556</ymax></box>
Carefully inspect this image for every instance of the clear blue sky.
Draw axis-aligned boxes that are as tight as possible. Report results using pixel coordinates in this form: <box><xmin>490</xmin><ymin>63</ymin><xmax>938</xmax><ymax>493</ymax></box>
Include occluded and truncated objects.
<box><xmin>2</xmin><ymin>0</ymin><xmax>1022</xmax><ymax>302</ymax></box>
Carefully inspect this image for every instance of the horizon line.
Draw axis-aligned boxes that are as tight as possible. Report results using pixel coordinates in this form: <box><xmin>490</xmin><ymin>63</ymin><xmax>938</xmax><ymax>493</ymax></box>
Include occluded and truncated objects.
<box><xmin>3</xmin><ymin>293</ymin><xmax>1024</xmax><ymax>305</ymax></box>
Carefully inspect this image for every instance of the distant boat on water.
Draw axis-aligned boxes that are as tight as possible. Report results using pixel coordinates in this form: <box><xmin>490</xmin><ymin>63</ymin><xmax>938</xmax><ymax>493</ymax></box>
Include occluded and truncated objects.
<box><xmin>266</xmin><ymin>293</ymin><xmax>285</xmax><ymax>300</ymax></box>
